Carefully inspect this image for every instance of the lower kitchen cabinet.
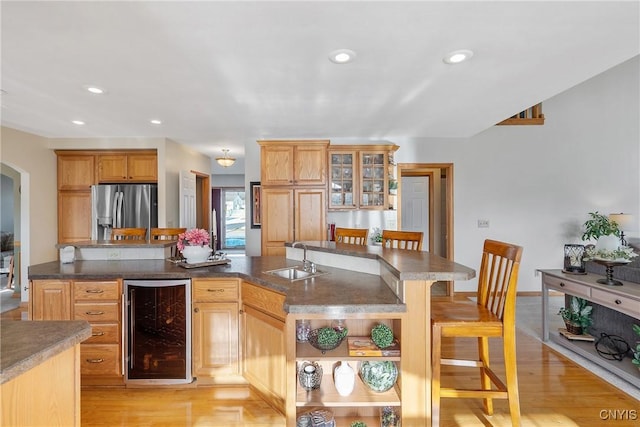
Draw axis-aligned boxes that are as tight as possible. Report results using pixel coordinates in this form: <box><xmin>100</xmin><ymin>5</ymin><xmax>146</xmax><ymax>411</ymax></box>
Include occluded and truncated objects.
<box><xmin>191</xmin><ymin>279</ymin><xmax>242</xmax><ymax>383</ymax></box>
<box><xmin>30</xmin><ymin>280</ymin><xmax>72</xmax><ymax>320</ymax></box>
<box><xmin>242</xmin><ymin>281</ymin><xmax>287</xmax><ymax>413</ymax></box>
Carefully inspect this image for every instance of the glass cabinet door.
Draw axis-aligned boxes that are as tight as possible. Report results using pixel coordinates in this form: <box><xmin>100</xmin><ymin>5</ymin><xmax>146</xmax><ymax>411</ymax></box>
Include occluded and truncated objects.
<box><xmin>359</xmin><ymin>152</ymin><xmax>387</xmax><ymax>209</ymax></box>
<box><xmin>329</xmin><ymin>151</ymin><xmax>357</xmax><ymax>209</ymax></box>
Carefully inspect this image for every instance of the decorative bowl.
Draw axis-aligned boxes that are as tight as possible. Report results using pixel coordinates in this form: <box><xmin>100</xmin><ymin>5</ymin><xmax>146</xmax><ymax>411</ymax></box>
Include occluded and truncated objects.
<box><xmin>307</xmin><ymin>328</ymin><xmax>346</xmax><ymax>353</ymax></box>
<box><xmin>359</xmin><ymin>361</ymin><xmax>398</xmax><ymax>392</ymax></box>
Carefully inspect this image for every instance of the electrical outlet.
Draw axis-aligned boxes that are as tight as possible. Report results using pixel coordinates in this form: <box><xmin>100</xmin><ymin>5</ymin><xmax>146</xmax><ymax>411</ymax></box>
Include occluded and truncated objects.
<box><xmin>477</xmin><ymin>219</ymin><xmax>490</xmax><ymax>228</ymax></box>
<box><xmin>107</xmin><ymin>250</ymin><xmax>121</xmax><ymax>260</ymax></box>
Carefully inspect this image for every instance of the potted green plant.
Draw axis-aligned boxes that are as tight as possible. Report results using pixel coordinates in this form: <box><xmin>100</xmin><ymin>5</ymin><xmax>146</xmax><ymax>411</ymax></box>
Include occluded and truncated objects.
<box><xmin>582</xmin><ymin>211</ymin><xmax>621</xmax><ymax>251</ymax></box>
<box><xmin>558</xmin><ymin>296</ymin><xmax>593</xmax><ymax>335</ymax></box>
<box><xmin>632</xmin><ymin>324</ymin><xmax>640</xmax><ymax>371</ymax></box>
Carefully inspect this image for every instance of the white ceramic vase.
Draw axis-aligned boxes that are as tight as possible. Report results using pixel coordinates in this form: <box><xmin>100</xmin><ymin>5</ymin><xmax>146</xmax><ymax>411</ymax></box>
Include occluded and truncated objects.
<box><xmin>595</xmin><ymin>234</ymin><xmax>620</xmax><ymax>252</ymax></box>
<box><xmin>181</xmin><ymin>245</ymin><xmax>212</xmax><ymax>264</ymax></box>
<box><xmin>333</xmin><ymin>361</ymin><xmax>355</xmax><ymax>396</ymax></box>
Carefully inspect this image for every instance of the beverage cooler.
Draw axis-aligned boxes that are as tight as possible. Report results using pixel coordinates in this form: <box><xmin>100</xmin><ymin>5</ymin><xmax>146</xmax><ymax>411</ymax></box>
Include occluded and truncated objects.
<box><xmin>124</xmin><ymin>279</ymin><xmax>192</xmax><ymax>384</ymax></box>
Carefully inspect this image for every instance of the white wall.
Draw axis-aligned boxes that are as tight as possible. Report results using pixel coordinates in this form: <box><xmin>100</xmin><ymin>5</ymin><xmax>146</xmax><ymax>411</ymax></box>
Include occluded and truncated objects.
<box><xmin>394</xmin><ymin>55</ymin><xmax>640</xmax><ymax>293</ymax></box>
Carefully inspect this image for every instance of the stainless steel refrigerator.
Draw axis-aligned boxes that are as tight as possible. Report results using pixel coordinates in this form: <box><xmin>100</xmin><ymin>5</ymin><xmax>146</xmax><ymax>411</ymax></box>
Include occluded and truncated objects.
<box><xmin>91</xmin><ymin>184</ymin><xmax>158</xmax><ymax>241</ymax></box>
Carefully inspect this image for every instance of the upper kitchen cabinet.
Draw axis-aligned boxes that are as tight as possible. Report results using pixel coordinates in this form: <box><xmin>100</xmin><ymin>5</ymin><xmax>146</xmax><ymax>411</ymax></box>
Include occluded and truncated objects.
<box><xmin>97</xmin><ymin>151</ymin><xmax>158</xmax><ymax>183</ymax></box>
<box><xmin>57</xmin><ymin>152</ymin><xmax>95</xmax><ymax>190</ymax></box>
<box><xmin>259</xmin><ymin>140</ymin><xmax>328</xmax><ymax>186</ymax></box>
<box><xmin>328</xmin><ymin>145</ymin><xmax>398</xmax><ymax>211</ymax></box>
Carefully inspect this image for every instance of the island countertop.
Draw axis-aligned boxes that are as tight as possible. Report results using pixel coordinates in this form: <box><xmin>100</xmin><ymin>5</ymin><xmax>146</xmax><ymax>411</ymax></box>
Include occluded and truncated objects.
<box><xmin>29</xmin><ymin>244</ymin><xmax>475</xmax><ymax>314</ymax></box>
<box><xmin>0</xmin><ymin>320</ymin><xmax>91</xmax><ymax>384</ymax></box>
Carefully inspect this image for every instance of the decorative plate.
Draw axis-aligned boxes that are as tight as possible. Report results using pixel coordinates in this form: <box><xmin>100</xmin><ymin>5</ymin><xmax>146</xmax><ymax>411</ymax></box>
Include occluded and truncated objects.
<box><xmin>359</xmin><ymin>360</ymin><xmax>398</xmax><ymax>392</ymax></box>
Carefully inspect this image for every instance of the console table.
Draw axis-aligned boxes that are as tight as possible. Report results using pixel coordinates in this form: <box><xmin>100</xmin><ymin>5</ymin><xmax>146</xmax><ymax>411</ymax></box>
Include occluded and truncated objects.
<box><xmin>541</xmin><ymin>269</ymin><xmax>640</xmax><ymax>389</ymax></box>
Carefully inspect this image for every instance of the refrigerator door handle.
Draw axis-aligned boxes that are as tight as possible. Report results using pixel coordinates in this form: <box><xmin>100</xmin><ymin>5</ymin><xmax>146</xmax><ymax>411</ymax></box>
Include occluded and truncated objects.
<box><xmin>115</xmin><ymin>191</ymin><xmax>124</xmax><ymax>228</ymax></box>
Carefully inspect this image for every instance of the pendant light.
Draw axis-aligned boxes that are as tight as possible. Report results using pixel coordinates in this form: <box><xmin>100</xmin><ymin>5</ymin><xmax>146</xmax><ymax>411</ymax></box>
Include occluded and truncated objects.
<box><xmin>216</xmin><ymin>149</ymin><xmax>236</xmax><ymax>167</ymax></box>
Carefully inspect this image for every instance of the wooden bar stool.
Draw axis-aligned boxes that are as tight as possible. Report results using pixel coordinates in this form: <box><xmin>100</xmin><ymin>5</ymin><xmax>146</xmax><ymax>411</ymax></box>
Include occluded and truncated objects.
<box><xmin>334</xmin><ymin>227</ymin><xmax>369</xmax><ymax>245</ymax></box>
<box><xmin>110</xmin><ymin>228</ymin><xmax>147</xmax><ymax>240</ymax></box>
<box><xmin>381</xmin><ymin>230</ymin><xmax>423</xmax><ymax>251</ymax></box>
<box><xmin>431</xmin><ymin>239</ymin><xmax>523</xmax><ymax>426</ymax></box>
<box><xmin>150</xmin><ymin>227</ymin><xmax>186</xmax><ymax>240</ymax></box>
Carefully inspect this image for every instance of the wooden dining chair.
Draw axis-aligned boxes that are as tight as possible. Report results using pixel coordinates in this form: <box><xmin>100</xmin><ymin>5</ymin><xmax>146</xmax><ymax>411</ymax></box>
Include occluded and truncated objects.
<box><xmin>110</xmin><ymin>227</ymin><xmax>147</xmax><ymax>240</ymax></box>
<box><xmin>150</xmin><ymin>227</ymin><xmax>187</xmax><ymax>240</ymax></box>
<box><xmin>334</xmin><ymin>227</ymin><xmax>369</xmax><ymax>245</ymax></box>
<box><xmin>381</xmin><ymin>230</ymin><xmax>423</xmax><ymax>251</ymax></box>
<box><xmin>431</xmin><ymin>239</ymin><xmax>524</xmax><ymax>427</ymax></box>
<box><xmin>1</xmin><ymin>255</ymin><xmax>14</xmax><ymax>289</ymax></box>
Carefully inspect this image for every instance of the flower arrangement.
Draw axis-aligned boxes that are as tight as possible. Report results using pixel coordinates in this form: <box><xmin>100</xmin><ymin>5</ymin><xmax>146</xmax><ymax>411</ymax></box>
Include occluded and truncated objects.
<box><xmin>370</xmin><ymin>227</ymin><xmax>382</xmax><ymax>243</ymax></box>
<box><xmin>177</xmin><ymin>228</ymin><xmax>210</xmax><ymax>252</ymax></box>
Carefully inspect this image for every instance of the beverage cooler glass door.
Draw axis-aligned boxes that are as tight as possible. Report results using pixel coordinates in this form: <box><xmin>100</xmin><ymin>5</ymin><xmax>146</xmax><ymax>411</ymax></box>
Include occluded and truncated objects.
<box><xmin>124</xmin><ymin>279</ymin><xmax>192</xmax><ymax>384</ymax></box>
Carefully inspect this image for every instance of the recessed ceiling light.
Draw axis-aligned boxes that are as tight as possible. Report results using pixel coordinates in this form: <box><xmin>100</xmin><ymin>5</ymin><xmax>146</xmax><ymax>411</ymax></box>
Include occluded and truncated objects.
<box><xmin>150</xmin><ymin>119</ymin><xmax>162</xmax><ymax>125</ymax></box>
<box><xmin>329</xmin><ymin>49</ymin><xmax>357</xmax><ymax>64</ymax></box>
<box><xmin>83</xmin><ymin>85</ymin><xmax>106</xmax><ymax>94</ymax></box>
<box><xmin>443</xmin><ymin>49</ymin><xmax>474</xmax><ymax>64</ymax></box>
<box><xmin>71</xmin><ymin>120</ymin><xmax>85</xmax><ymax>125</ymax></box>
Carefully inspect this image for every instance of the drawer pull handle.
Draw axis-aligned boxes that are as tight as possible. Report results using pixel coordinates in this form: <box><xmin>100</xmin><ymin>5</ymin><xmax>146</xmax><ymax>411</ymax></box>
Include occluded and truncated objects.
<box><xmin>85</xmin><ymin>311</ymin><xmax>105</xmax><ymax>315</ymax></box>
<box><xmin>559</xmin><ymin>282</ymin><xmax>566</xmax><ymax>287</ymax></box>
<box><xmin>86</xmin><ymin>358</ymin><xmax>104</xmax><ymax>364</ymax></box>
<box><xmin>207</xmin><ymin>288</ymin><xmax>224</xmax><ymax>293</ymax></box>
<box><xmin>615</xmin><ymin>299</ymin><xmax>622</xmax><ymax>305</ymax></box>
<box><xmin>92</xmin><ymin>331</ymin><xmax>105</xmax><ymax>336</ymax></box>
<box><xmin>194</xmin><ymin>307</ymin><xmax>199</xmax><ymax>313</ymax></box>
<box><xmin>86</xmin><ymin>289</ymin><xmax>104</xmax><ymax>294</ymax></box>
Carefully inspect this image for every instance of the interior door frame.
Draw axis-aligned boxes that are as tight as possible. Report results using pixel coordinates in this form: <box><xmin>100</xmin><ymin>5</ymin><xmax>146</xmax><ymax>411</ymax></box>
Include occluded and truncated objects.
<box><xmin>192</xmin><ymin>170</ymin><xmax>211</xmax><ymax>232</ymax></box>
<box><xmin>397</xmin><ymin>163</ymin><xmax>454</xmax><ymax>297</ymax></box>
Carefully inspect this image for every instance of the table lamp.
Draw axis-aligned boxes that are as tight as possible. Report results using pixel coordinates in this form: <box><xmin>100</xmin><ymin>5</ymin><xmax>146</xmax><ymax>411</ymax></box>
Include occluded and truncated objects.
<box><xmin>609</xmin><ymin>213</ymin><xmax>633</xmax><ymax>246</ymax></box>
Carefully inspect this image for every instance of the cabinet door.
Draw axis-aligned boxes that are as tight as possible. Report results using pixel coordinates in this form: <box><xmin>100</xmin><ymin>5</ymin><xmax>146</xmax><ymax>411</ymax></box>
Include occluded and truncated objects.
<box><xmin>328</xmin><ymin>150</ymin><xmax>357</xmax><ymax>210</ymax></box>
<box><xmin>31</xmin><ymin>280</ymin><xmax>72</xmax><ymax>320</ymax></box>
<box><xmin>127</xmin><ymin>153</ymin><xmax>157</xmax><ymax>181</ymax></box>
<box><xmin>58</xmin><ymin>191</ymin><xmax>92</xmax><ymax>243</ymax></box>
<box><xmin>243</xmin><ymin>305</ymin><xmax>286</xmax><ymax>413</ymax></box>
<box><xmin>97</xmin><ymin>154</ymin><xmax>128</xmax><ymax>182</ymax></box>
<box><xmin>192</xmin><ymin>302</ymin><xmax>240</xmax><ymax>377</ymax></box>
<box><xmin>294</xmin><ymin>189</ymin><xmax>326</xmax><ymax>241</ymax></box>
<box><xmin>57</xmin><ymin>154</ymin><xmax>95</xmax><ymax>190</ymax></box>
<box><xmin>359</xmin><ymin>151</ymin><xmax>388</xmax><ymax>210</ymax></box>
<box><xmin>294</xmin><ymin>145</ymin><xmax>326</xmax><ymax>186</ymax></box>
<box><xmin>261</xmin><ymin>145</ymin><xmax>294</xmax><ymax>185</ymax></box>
<box><xmin>261</xmin><ymin>188</ymin><xmax>294</xmax><ymax>256</ymax></box>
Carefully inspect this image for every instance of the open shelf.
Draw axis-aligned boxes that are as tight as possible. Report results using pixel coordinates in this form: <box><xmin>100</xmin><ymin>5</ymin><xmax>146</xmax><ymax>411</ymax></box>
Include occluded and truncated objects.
<box><xmin>296</xmin><ymin>340</ymin><xmax>401</xmax><ymax>361</ymax></box>
<box><xmin>297</xmin><ymin>373</ymin><xmax>400</xmax><ymax>407</ymax></box>
<box><xmin>550</xmin><ymin>331</ymin><xmax>640</xmax><ymax>389</ymax></box>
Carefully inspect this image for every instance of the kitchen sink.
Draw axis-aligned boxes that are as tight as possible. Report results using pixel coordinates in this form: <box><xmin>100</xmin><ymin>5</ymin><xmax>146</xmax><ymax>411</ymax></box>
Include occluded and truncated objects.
<box><xmin>264</xmin><ymin>266</ymin><xmax>328</xmax><ymax>282</ymax></box>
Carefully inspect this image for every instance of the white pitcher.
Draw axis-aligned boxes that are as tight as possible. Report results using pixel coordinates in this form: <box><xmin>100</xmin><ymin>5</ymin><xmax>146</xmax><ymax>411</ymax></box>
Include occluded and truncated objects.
<box><xmin>333</xmin><ymin>361</ymin><xmax>355</xmax><ymax>396</ymax></box>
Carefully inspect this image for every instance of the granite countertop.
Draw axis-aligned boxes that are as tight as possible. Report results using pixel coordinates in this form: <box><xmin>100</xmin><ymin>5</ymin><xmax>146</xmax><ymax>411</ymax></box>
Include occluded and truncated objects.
<box><xmin>1</xmin><ymin>320</ymin><xmax>91</xmax><ymax>384</ymax></box>
<box><xmin>55</xmin><ymin>240</ymin><xmax>175</xmax><ymax>249</ymax></box>
<box><xmin>29</xmin><ymin>245</ymin><xmax>475</xmax><ymax>315</ymax></box>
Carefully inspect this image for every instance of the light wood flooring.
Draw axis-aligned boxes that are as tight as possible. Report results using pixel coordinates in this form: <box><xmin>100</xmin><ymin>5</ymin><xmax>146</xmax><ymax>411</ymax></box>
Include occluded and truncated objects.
<box><xmin>3</xmin><ymin>306</ymin><xmax>639</xmax><ymax>426</ymax></box>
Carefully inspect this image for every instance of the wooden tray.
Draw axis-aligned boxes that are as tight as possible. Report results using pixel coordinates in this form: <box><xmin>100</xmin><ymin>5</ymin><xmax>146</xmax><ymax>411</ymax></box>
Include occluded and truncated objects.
<box><xmin>176</xmin><ymin>258</ymin><xmax>231</xmax><ymax>269</ymax></box>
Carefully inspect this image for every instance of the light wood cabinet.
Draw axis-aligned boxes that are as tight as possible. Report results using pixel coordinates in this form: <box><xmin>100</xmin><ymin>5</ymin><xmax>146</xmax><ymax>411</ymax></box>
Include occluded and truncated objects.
<box><xmin>30</xmin><ymin>279</ymin><xmax>72</xmax><ymax>320</ymax></box>
<box><xmin>328</xmin><ymin>145</ymin><xmax>398</xmax><ymax>211</ymax></box>
<box><xmin>192</xmin><ymin>278</ymin><xmax>241</xmax><ymax>381</ymax></box>
<box><xmin>261</xmin><ymin>188</ymin><xmax>326</xmax><ymax>256</ymax></box>
<box><xmin>73</xmin><ymin>280</ymin><xmax>122</xmax><ymax>384</ymax></box>
<box><xmin>58</xmin><ymin>191</ymin><xmax>92</xmax><ymax>243</ymax></box>
<box><xmin>57</xmin><ymin>154</ymin><xmax>95</xmax><ymax>190</ymax></box>
<box><xmin>97</xmin><ymin>151</ymin><xmax>157</xmax><ymax>182</ymax></box>
<box><xmin>30</xmin><ymin>279</ymin><xmax>123</xmax><ymax>385</ymax></box>
<box><xmin>259</xmin><ymin>140</ymin><xmax>328</xmax><ymax>186</ymax></box>
<box><xmin>242</xmin><ymin>281</ymin><xmax>287</xmax><ymax>413</ymax></box>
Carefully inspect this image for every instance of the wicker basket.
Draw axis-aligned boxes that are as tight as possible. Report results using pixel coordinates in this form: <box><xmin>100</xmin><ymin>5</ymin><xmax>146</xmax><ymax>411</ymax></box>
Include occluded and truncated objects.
<box><xmin>564</xmin><ymin>321</ymin><xmax>583</xmax><ymax>335</ymax></box>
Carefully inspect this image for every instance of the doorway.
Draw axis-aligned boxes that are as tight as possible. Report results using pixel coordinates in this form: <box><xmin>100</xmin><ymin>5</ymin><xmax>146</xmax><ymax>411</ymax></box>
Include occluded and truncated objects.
<box><xmin>212</xmin><ymin>188</ymin><xmax>246</xmax><ymax>253</ymax></box>
<box><xmin>397</xmin><ymin>163</ymin><xmax>454</xmax><ymax>297</ymax></box>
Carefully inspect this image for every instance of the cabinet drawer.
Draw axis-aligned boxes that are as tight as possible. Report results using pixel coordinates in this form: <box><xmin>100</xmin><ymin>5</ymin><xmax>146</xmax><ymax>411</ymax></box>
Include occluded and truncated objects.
<box><xmin>74</xmin><ymin>281</ymin><xmax>120</xmax><ymax>301</ymax></box>
<box><xmin>591</xmin><ymin>288</ymin><xmax>640</xmax><ymax>319</ymax></box>
<box><xmin>193</xmin><ymin>279</ymin><xmax>239</xmax><ymax>302</ymax></box>
<box><xmin>80</xmin><ymin>344</ymin><xmax>120</xmax><ymax>376</ymax></box>
<box><xmin>85</xmin><ymin>323</ymin><xmax>119</xmax><ymax>344</ymax></box>
<box><xmin>242</xmin><ymin>281</ymin><xmax>286</xmax><ymax>321</ymax></box>
<box><xmin>74</xmin><ymin>302</ymin><xmax>119</xmax><ymax>322</ymax></box>
<box><xmin>544</xmin><ymin>275</ymin><xmax>590</xmax><ymax>297</ymax></box>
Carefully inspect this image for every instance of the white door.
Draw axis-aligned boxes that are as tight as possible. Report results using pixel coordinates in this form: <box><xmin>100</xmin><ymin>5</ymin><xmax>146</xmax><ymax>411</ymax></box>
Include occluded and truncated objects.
<box><xmin>401</xmin><ymin>176</ymin><xmax>429</xmax><ymax>247</ymax></box>
<box><xmin>179</xmin><ymin>170</ymin><xmax>196</xmax><ymax>229</ymax></box>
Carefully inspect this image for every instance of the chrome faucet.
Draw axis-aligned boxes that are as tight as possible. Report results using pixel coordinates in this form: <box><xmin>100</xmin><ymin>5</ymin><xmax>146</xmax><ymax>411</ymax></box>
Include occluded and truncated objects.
<box><xmin>292</xmin><ymin>242</ymin><xmax>316</xmax><ymax>272</ymax></box>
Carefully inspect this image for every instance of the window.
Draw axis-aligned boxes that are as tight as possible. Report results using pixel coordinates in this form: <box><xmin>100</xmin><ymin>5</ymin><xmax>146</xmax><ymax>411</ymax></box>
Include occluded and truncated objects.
<box><xmin>221</xmin><ymin>188</ymin><xmax>245</xmax><ymax>250</ymax></box>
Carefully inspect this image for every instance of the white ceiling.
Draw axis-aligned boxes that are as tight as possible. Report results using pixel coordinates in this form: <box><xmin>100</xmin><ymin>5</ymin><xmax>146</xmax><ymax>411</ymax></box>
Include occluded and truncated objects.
<box><xmin>1</xmin><ymin>1</ymin><xmax>638</xmax><ymax>160</ymax></box>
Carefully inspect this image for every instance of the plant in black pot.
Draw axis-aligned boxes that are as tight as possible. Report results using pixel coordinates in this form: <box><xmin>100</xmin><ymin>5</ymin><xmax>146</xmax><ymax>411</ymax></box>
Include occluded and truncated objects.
<box><xmin>558</xmin><ymin>296</ymin><xmax>593</xmax><ymax>335</ymax></box>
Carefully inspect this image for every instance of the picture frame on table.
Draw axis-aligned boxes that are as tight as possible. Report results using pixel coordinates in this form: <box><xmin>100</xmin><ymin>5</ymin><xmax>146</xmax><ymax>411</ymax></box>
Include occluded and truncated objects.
<box><xmin>250</xmin><ymin>181</ymin><xmax>261</xmax><ymax>229</ymax></box>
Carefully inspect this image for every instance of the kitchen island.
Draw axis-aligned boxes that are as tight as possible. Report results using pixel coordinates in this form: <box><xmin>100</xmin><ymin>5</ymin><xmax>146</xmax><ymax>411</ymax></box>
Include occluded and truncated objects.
<box><xmin>29</xmin><ymin>241</ymin><xmax>475</xmax><ymax>426</ymax></box>
<box><xmin>1</xmin><ymin>320</ymin><xmax>91</xmax><ymax>426</ymax></box>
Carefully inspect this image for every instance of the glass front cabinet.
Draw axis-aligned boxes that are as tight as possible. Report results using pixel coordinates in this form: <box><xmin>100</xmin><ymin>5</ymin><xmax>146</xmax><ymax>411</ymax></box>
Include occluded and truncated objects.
<box><xmin>328</xmin><ymin>145</ymin><xmax>398</xmax><ymax>211</ymax></box>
